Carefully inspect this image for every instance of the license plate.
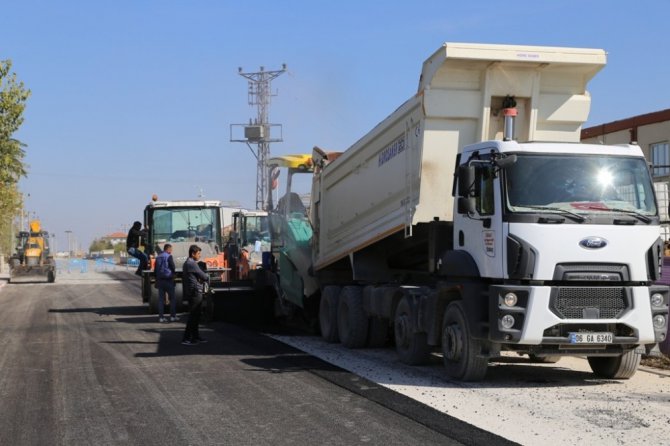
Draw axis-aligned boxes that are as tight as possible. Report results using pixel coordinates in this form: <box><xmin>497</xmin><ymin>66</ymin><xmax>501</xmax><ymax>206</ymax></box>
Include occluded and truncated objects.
<box><xmin>568</xmin><ymin>332</ymin><xmax>613</xmax><ymax>344</ymax></box>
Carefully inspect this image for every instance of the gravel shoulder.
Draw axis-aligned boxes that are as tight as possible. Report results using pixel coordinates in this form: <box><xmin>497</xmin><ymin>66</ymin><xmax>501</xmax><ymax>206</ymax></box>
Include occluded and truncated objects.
<box><xmin>271</xmin><ymin>335</ymin><xmax>670</xmax><ymax>446</ymax></box>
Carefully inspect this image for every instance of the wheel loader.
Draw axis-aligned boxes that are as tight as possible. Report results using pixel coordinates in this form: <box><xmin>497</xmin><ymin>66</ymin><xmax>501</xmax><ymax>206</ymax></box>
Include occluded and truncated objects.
<box><xmin>9</xmin><ymin>219</ymin><xmax>56</xmax><ymax>283</ymax></box>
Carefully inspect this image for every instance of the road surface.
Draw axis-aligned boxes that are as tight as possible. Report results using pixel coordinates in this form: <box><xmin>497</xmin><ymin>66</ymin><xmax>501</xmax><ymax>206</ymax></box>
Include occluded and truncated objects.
<box><xmin>0</xmin><ymin>262</ymin><xmax>510</xmax><ymax>446</ymax></box>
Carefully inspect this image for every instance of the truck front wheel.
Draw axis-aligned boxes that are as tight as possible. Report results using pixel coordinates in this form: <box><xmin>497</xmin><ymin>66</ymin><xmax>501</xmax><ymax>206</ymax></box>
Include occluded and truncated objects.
<box><xmin>319</xmin><ymin>286</ymin><xmax>341</xmax><ymax>343</ymax></box>
<box><xmin>587</xmin><ymin>350</ymin><xmax>640</xmax><ymax>379</ymax></box>
<box><xmin>394</xmin><ymin>297</ymin><xmax>430</xmax><ymax>365</ymax></box>
<box><xmin>442</xmin><ymin>301</ymin><xmax>488</xmax><ymax>381</ymax></box>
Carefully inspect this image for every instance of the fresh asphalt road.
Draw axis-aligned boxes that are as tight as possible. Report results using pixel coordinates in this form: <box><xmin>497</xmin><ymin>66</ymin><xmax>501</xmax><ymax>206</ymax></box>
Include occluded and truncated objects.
<box><xmin>0</xmin><ymin>264</ymin><xmax>512</xmax><ymax>446</ymax></box>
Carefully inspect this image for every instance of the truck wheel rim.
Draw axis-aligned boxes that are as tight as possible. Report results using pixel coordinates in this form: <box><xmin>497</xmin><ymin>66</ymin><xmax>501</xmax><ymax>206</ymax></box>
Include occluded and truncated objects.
<box><xmin>444</xmin><ymin>324</ymin><xmax>463</xmax><ymax>361</ymax></box>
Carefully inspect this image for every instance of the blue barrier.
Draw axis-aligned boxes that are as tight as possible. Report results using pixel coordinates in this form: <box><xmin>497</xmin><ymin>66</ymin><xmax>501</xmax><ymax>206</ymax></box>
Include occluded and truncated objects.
<box><xmin>67</xmin><ymin>258</ymin><xmax>88</xmax><ymax>273</ymax></box>
<box><xmin>94</xmin><ymin>258</ymin><xmax>116</xmax><ymax>271</ymax></box>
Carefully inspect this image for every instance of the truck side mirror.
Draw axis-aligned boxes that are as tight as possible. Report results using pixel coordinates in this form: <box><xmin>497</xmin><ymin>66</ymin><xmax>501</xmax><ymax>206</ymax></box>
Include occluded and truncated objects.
<box><xmin>457</xmin><ymin>197</ymin><xmax>476</xmax><ymax>214</ymax></box>
<box><xmin>458</xmin><ymin>165</ymin><xmax>476</xmax><ymax>197</ymax></box>
<box><xmin>494</xmin><ymin>154</ymin><xmax>517</xmax><ymax>168</ymax></box>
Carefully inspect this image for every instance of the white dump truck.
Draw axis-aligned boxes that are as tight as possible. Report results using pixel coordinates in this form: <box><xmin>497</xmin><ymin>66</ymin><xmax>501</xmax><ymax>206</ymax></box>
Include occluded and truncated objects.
<box><xmin>273</xmin><ymin>42</ymin><xmax>670</xmax><ymax>381</ymax></box>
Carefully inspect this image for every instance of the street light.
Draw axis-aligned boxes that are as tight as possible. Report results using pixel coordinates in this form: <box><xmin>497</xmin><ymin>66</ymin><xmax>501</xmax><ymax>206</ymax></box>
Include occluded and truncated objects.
<box><xmin>65</xmin><ymin>230</ymin><xmax>72</xmax><ymax>258</ymax></box>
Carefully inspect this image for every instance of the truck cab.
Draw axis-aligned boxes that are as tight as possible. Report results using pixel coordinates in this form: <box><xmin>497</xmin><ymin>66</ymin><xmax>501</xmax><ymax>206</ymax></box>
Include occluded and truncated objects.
<box><xmin>453</xmin><ymin>140</ymin><xmax>668</xmax><ymax>375</ymax></box>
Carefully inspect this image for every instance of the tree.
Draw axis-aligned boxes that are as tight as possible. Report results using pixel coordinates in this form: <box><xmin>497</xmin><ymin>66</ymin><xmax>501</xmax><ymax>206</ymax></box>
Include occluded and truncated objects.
<box><xmin>89</xmin><ymin>238</ymin><xmax>113</xmax><ymax>253</ymax></box>
<box><xmin>0</xmin><ymin>60</ymin><xmax>30</xmax><ymax>257</ymax></box>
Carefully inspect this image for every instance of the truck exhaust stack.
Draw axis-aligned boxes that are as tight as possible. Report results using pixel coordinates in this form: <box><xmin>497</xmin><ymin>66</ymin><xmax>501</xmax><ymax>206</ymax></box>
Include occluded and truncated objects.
<box><xmin>502</xmin><ymin>95</ymin><xmax>517</xmax><ymax>141</ymax></box>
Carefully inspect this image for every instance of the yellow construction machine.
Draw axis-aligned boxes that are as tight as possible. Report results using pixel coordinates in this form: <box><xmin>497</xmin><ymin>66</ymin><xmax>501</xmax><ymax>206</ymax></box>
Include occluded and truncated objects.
<box><xmin>9</xmin><ymin>219</ymin><xmax>56</xmax><ymax>283</ymax></box>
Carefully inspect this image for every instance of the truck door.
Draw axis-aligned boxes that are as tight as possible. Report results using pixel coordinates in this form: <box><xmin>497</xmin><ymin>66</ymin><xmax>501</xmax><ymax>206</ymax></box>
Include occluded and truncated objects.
<box><xmin>455</xmin><ymin>152</ymin><xmax>505</xmax><ymax>279</ymax></box>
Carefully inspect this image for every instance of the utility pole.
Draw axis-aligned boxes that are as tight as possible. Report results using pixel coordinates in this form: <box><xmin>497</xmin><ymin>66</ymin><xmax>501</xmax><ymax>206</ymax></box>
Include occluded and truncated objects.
<box><xmin>231</xmin><ymin>64</ymin><xmax>287</xmax><ymax>211</ymax></box>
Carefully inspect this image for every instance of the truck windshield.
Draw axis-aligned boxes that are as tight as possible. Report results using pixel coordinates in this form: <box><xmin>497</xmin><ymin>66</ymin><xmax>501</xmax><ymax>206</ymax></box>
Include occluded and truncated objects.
<box><xmin>152</xmin><ymin>207</ymin><xmax>219</xmax><ymax>244</ymax></box>
<box><xmin>504</xmin><ymin>154</ymin><xmax>657</xmax><ymax>217</ymax></box>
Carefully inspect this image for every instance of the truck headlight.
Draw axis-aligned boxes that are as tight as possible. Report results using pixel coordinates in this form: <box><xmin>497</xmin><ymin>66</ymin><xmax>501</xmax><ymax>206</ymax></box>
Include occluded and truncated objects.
<box><xmin>501</xmin><ymin>314</ymin><xmax>515</xmax><ymax>329</ymax></box>
<box><xmin>653</xmin><ymin>315</ymin><xmax>666</xmax><ymax>329</ymax></box>
<box><xmin>651</xmin><ymin>293</ymin><xmax>664</xmax><ymax>308</ymax></box>
<box><xmin>503</xmin><ymin>292</ymin><xmax>518</xmax><ymax>307</ymax></box>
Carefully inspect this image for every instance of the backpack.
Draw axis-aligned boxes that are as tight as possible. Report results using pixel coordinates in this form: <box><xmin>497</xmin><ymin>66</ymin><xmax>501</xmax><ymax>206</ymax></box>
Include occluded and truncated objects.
<box><xmin>155</xmin><ymin>252</ymin><xmax>173</xmax><ymax>279</ymax></box>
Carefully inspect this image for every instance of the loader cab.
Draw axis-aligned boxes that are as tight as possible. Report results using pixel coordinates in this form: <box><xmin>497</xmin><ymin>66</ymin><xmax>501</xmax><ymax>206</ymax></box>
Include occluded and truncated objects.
<box><xmin>227</xmin><ymin>210</ymin><xmax>271</xmax><ymax>279</ymax></box>
<box><xmin>15</xmin><ymin>231</ymin><xmax>29</xmax><ymax>260</ymax></box>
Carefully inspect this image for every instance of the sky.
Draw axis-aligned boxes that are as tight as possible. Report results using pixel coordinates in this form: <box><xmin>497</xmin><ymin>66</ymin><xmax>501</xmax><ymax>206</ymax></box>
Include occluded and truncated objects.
<box><xmin>1</xmin><ymin>0</ymin><xmax>669</xmax><ymax>252</ymax></box>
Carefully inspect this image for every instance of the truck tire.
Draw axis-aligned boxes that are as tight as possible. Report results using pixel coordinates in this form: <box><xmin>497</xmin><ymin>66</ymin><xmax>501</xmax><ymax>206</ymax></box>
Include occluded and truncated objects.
<box><xmin>442</xmin><ymin>301</ymin><xmax>488</xmax><ymax>381</ymax></box>
<box><xmin>394</xmin><ymin>297</ymin><xmax>431</xmax><ymax>365</ymax></box>
<box><xmin>367</xmin><ymin>316</ymin><xmax>389</xmax><ymax>348</ymax></box>
<box><xmin>587</xmin><ymin>350</ymin><xmax>641</xmax><ymax>379</ymax></box>
<box><xmin>337</xmin><ymin>286</ymin><xmax>368</xmax><ymax>348</ymax></box>
<box><xmin>47</xmin><ymin>270</ymin><xmax>55</xmax><ymax>283</ymax></box>
<box><xmin>319</xmin><ymin>286</ymin><xmax>341</xmax><ymax>343</ymax></box>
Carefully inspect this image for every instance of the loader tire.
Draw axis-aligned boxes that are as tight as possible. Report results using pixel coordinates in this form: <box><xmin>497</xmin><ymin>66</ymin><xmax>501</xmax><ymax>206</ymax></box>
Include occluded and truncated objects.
<box><xmin>47</xmin><ymin>271</ymin><xmax>55</xmax><ymax>283</ymax></box>
<box><xmin>148</xmin><ymin>287</ymin><xmax>159</xmax><ymax>314</ymax></box>
<box><xmin>141</xmin><ymin>275</ymin><xmax>151</xmax><ymax>303</ymax></box>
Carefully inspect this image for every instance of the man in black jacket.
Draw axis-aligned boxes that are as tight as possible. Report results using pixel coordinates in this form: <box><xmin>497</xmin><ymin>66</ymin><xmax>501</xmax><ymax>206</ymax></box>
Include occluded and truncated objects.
<box><xmin>126</xmin><ymin>221</ymin><xmax>148</xmax><ymax>276</ymax></box>
<box><xmin>182</xmin><ymin>244</ymin><xmax>209</xmax><ymax>345</ymax></box>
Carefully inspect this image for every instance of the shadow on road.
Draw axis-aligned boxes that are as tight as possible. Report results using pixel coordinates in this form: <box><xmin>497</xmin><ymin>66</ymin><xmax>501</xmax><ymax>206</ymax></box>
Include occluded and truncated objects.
<box><xmin>49</xmin><ymin>305</ymin><xmax>150</xmax><ymax>317</ymax></box>
<box><xmin>47</xmin><ymin>302</ymin><xmax>620</xmax><ymax>389</ymax></box>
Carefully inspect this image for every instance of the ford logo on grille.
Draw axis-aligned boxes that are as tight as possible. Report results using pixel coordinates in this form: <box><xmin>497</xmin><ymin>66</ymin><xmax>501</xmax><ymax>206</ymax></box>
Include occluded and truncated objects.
<box><xmin>579</xmin><ymin>237</ymin><xmax>608</xmax><ymax>249</ymax></box>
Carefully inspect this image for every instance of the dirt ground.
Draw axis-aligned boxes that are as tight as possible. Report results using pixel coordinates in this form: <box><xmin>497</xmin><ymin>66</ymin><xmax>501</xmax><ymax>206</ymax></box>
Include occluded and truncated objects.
<box><xmin>641</xmin><ymin>353</ymin><xmax>670</xmax><ymax>370</ymax></box>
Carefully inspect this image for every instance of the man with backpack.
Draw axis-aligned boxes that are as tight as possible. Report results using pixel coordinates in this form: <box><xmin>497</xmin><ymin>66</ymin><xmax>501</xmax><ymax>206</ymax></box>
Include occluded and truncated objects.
<box><xmin>155</xmin><ymin>243</ymin><xmax>177</xmax><ymax>323</ymax></box>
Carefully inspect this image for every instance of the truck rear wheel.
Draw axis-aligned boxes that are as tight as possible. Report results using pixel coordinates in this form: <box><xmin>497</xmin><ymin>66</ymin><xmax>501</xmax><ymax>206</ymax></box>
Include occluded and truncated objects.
<box><xmin>47</xmin><ymin>271</ymin><xmax>55</xmax><ymax>283</ymax></box>
<box><xmin>367</xmin><ymin>316</ymin><xmax>389</xmax><ymax>347</ymax></box>
<box><xmin>587</xmin><ymin>350</ymin><xmax>640</xmax><ymax>379</ymax></box>
<box><xmin>319</xmin><ymin>286</ymin><xmax>341</xmax><ymax>343</ymax></box>
<box><xmin>442</xmin><ymin>301</ymin><xmax>488</xmax><ymax>381</ymax></box>
<box><xmin>394</xmin><ymin>297</ymin><xmax>430</xmax><ymax>365</ymax></box>
<box><xmin>337</xmin><ymin>286</ymin><xmax>368</xmax><ymax>348</ymax></box>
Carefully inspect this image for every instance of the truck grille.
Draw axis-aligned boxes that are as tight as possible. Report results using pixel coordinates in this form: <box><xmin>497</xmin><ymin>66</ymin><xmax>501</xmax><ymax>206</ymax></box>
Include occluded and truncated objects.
<box><xmin>553</xmin><ymin>263</ymin><xmax>629</xmax><ymax>281</ymax></box>
<box><xmin>549</xmin><ymin>287</ymin><xmax>628</xmax><ymax>319</ymax></box>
